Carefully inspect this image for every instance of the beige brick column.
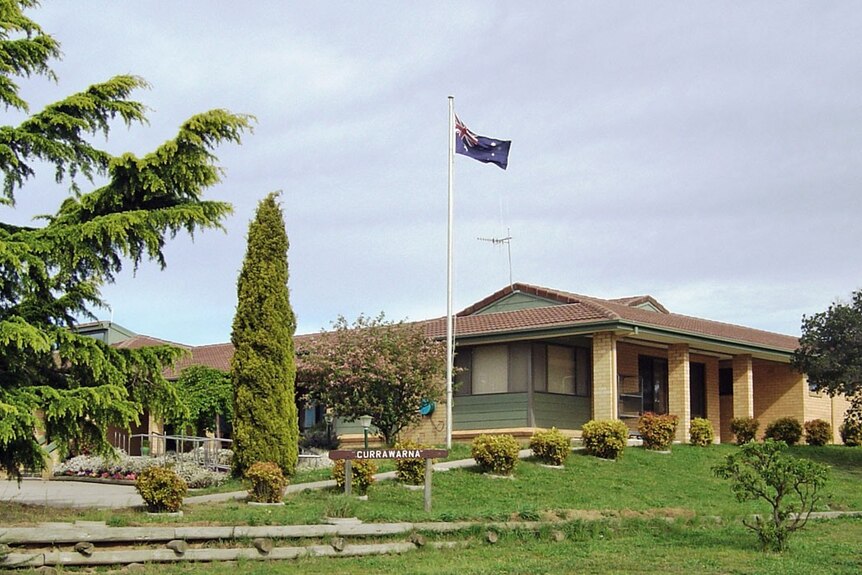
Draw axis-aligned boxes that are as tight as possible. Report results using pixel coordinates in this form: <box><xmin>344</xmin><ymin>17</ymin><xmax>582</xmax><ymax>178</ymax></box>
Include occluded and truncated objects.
<box><xmin>592</xmin><ymin>332</ymin><xmax>618</xmax><ymax>420</ymax></box>
<box><xmin>732</xmin><ymin>354</ymin><xmax>754</xmax><ymax>419</ymax></box>
<box><xmin>148</xmin><ymin>413</ymin><xmax>165</xmax><ymax>456</ymax></box>
<box><xmin>667</xmin><ymin>344</ymin><xmax>690</xmax><ymax>443</ymax></box>
<box><xmin>704</xmin><ymin>356</ymin><xmax>721</xmax><ymax>443</ymax></box>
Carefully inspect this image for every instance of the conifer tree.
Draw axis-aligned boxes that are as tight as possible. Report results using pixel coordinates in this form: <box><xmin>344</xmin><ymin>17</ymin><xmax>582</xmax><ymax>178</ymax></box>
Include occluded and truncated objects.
<box><xmin>230</xmin><ymin>192</ymin><xmax>298</xmax><ymax>477</ymax></box>
<box><xmin>0</xmin><ymin>1</ymin><xmax>252</xmax><ymax>480</ymax></box>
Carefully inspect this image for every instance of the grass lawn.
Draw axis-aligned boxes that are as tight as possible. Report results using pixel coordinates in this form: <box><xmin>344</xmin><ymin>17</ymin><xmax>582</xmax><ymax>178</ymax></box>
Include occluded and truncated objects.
<box><xmin>12</xmin><ymin>518</ymin><xmax>859</xmax><ymax>575</ymax></box>
<box><xmin>187</xmin><ymin>443</ymin><xmax>477</xmax><ymax>497</ymax></box>
<box><xmin>2</xmin><ymin>444</ymin><xmax>860</xmax><ymax>573</ymax></box>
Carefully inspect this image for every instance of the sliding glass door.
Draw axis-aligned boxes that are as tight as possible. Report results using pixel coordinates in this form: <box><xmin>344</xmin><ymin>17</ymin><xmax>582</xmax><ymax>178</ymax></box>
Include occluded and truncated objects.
<box><xmin>639</xmin><ymin>356</ymin><xmax>668</xmax><ymax>414</ymax></box>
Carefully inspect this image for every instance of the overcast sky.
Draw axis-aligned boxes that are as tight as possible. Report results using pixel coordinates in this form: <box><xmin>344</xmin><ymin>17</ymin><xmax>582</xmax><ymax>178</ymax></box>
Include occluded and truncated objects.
<box><xmin>6</xmin><ymin>1</ymin><xmax>861</xmax><ymax>344</ymax></box>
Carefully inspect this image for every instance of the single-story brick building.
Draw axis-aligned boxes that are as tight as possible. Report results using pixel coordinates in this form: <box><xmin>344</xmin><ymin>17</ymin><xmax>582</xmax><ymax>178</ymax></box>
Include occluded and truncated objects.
<box><xmin>416</xmin><ymin>283</ymin><xmax>850</xmax><ymax>445</ymax></box>
<box><xmin>88</xmin><ymin>282</ymin><xmax>850</xmax><ymax>447</ymax></box>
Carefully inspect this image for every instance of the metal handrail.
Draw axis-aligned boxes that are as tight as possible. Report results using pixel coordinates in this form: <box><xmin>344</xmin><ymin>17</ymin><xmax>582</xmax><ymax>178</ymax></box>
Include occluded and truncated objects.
<box><xmin>114</xmin><ymin>431</ymin><xmax>232</xmax><ymax>471</ymax></box>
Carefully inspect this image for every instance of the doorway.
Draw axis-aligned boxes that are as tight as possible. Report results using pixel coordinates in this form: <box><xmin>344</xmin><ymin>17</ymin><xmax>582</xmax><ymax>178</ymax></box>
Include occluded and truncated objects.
<box><xmin>639</xmin><ymin>356</ymin><xmax>668</xmax><ymax>414</ymax></box>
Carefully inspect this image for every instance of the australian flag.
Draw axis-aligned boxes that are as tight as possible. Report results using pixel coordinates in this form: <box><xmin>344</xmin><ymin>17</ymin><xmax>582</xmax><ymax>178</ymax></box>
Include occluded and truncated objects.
<box><xmin>455</xmin><ymin>115</ymin><xmax>511</xmax><ymax>170</ymax></box>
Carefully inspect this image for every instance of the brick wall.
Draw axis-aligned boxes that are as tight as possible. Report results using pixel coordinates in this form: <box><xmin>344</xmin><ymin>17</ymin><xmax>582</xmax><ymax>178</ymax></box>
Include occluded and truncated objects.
<box><xmin>805</xmin><ymin>390</ymin><xmax>851</xmax><ymax>444</ymax></box>
<box><xmin>752</xmin><ymin>360</ymin><xmax>805</xmax><ymax>437</ymax></box>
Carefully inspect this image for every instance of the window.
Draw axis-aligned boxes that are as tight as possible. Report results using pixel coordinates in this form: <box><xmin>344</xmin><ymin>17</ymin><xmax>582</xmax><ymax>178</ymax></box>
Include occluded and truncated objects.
<box><xmin>532</xmin><ymin>344</ymin><xmax>547</xmax><ymax>391</ymax></box>
<box><xmin>719</xmin><ymin>368</ymin><xmax>733</xmax><ymax>396</ymax></box>
<box><xmin>509</xmin><ymin>343</ymin><xmax>530</xmax><ymax>392</ymax></box>
<box><xmin>454</xmin><ymin>348</ymin><xmax>472</xmax><ymax>396</ymax></box>
<box><xmin>690</xmin><ymin>362</ymin><xmax>706</xmax><ymax>419</ymax></box>
<box><xmin>454</xmin><ymin>342</ymin><xmax>590</xmax><ymax>396</ymax></box>
<box><xmin>548</xmin><ymin>345</ymin><xmax>576</xmax><ymax>395</ymax></box>
<box><xmin>472</xmin><ymin>345</ymin><xmax>508</xmax><ymax>394</ymax></box>
<box><xmin>575</xmin><ymin>347</ymin><xmax>591</xmax><ymax>396</ymax></box>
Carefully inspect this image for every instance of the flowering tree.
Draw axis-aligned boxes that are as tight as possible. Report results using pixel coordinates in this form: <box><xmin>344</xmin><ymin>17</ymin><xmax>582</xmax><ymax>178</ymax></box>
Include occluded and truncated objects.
<box><xmin>299</xmin><ymin>314</ymin><xmax>446</xmax><ymax>446</ymax></box>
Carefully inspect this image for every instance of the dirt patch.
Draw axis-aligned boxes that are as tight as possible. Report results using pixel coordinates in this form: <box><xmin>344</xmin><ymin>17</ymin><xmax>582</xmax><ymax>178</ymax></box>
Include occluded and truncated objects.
<box><xmin>559</xmin><ymin>509</ymin><xmax>608</xmax><ymax>521</ymax></box>
<box><xmin>556</xmin><ymin>508</ymin><xmax>695</xmax><ymax>521</ymax></box>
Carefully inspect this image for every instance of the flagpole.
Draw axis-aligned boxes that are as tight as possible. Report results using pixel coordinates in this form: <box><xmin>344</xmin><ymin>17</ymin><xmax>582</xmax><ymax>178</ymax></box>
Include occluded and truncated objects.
<box><xmin>445</xmin><ymin>96</ymin><xmax>455</xmax><ymax>450</ymax></box>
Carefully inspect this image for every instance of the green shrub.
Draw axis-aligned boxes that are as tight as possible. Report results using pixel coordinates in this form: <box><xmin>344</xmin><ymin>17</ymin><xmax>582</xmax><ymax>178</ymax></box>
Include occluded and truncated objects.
<box><xmin>764</xmin><ymin>417</ymin><xmax>803</xmax><ymax>446</ymax></box>
<box><xmin>394</xmin><ymin>439</ymin><xmax>431</xmax><ymax>485</ymax></box>
<box><xmin>135</xmin><ymin>466</ymin><xmax>187</xmax><ymax>513</ymax></box>
<box><xmin>713</xmin><ymin>439</ymin><xmax>829</xmax><ymax>552</ymax></box>
<box><xmin>638</xmin><ymin>412</ymin><xmax>678</xmax><ymax>450</ymax></box>
<box><xmin>804</xmin><ymin>419</ymin><xmax>832</xmax><ymax>446</ymax></box>
<box><xmin>730</xmin><ymin>416</ymin><xmax>759</xmax><ymax>445</ymax></box>
<box><xmin>471</xmin><ymin>434</ymin><xmax>520</xmax><ymax>475</ymax></box>
<box><xmin>245</xmin><ymin>461</ymin><xmax>287</xmax><ymax>503</ymax></box>
<box><xmin>581</xmin><ymin>419</ymin><xmax>628</xmax><ymax>460</ymax></box>
<box><xmin>332</xmin><ymin>458</ymin><xmax>377</xmax><ymax>495</ymax></box>
<box><xmin>529</xmin><ymin>427</ymin><xmax>571</xmax><ymax>466</ymax></box>
<box><xmin>839</xmin><ymin>395</ymin><xmax>862</xmax><ymax>447</ymax></box>
<box><xmin>689</xmin><ymin>418</ymin><xmax>715</xmax><ymax>447</ymax></box>
<box><xmin>839</xmin><ymin>421</ymin><xmax>862</xmax><ymax>446</ymax></box>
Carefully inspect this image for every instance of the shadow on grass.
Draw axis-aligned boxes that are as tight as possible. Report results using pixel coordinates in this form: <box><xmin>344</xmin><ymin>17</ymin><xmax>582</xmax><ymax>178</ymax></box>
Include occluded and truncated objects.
<box><xmin>789</xmin><ymin>445</ymin><xmax>862</xmax><ymax>477</ymax></box>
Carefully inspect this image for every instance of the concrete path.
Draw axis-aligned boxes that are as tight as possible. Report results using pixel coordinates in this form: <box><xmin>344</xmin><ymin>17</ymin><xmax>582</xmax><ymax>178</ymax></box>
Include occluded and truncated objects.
<box><xmin>0</xmin><ymin>478</ymin><xmax>145</xmax><ymax>508</ymax></box>
<box><xmin>1</xmin><ymin>452</ymin><xmax>521</xmax><ymax>509</ymax></box>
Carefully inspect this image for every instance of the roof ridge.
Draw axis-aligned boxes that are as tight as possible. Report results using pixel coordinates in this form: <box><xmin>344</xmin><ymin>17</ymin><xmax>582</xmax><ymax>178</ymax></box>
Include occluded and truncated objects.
<box><xmin>114</xmin><ymin>334</ymin><xmax>191</xmax><ymax>349</ymax></box>
<box><xmin>568</xmin><ymin>293</ymin><xmax>621</xmax><ymax>320</ymax></box>
<box><xmin>608</xmin><ymin>294</ymin><xmax>670</xmax><ymax>314</ymax></box>
<box><xmin>191</xmin><ymin>342</ymin><xmax>232</xmax><ymax>349</ymax></box>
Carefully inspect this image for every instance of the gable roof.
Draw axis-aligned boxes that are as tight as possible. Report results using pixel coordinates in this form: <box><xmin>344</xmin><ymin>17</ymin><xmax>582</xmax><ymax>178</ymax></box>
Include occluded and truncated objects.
<box><xmin>167</xmin><ymin>342</ymin><xmax>234</xmax><ymax>377</ymax></box>
<box><xmin>120</xmin><ymin>337</ymin><xmax>317</xmax><ymax>379</ymax></box>
<box><xmin>114</xmin><ymin>334</ymin><xmax>190</xmax><ymax>350</ymax></box>
<box><xmin>430</xmin><ymin>282</ymin><xmax>799</xmax><ymax>356</ymax></box>
<box><xmin>115</xmin><ymin>282</ymin><xmax>801</xmax><ymax>373</ymax></box>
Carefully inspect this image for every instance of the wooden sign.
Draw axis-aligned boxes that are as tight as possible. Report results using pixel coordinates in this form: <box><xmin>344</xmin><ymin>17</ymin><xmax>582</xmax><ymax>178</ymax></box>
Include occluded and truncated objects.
<box><xmin>327</xmin><ymin>448</ymin><xmax>449</xmax><ymax>512</ymax></box>
<box><xmin>329</xmin><ymin>449</ymin><xmax>448</xmax><ymax>461</ymax></box>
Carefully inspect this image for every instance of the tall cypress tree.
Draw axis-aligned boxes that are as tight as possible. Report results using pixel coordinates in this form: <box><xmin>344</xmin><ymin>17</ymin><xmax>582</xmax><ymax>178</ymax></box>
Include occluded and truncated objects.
<box><xmin>230</xmin><ymin>192</ymin><xmax>298</xmax><ymax>476</ymax></box>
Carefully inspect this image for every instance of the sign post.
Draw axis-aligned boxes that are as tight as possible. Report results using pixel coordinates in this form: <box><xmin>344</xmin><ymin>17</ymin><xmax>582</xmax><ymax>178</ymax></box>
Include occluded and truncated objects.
<box><xmin>329</xmin><ymin>449</ymin><xmax>448</xmax><ymax>512</ymax></box>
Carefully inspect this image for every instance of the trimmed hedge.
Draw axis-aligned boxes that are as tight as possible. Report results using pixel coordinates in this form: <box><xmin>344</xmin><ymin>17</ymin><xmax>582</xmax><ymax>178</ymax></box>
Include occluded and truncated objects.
<box><xmin>394</xmin><ymin>439</ymin><xmax>430</xmax><ymax>485</ymax></box>
<box><xmin>529</xmin><ymin>427</ymin><xmax>571</xmax><ymax>466</ymax></box>
<box><xmin>245</xmin><ymin>461</ymin><xmax>287</xmax><ymax>503</ymax></box>
<box><xmin>730</xmin><ymin>417</ymin><xmax>759</xmax><ymax>445</ymax></box>
<box><xmin>472</xmin><ymin>433</ymin><xmax>520</xmax><ymax>475</ymax></box>
<box><xmin>638</xmin><ymin>412</ymin><xmax>678</xmax><ymax>451</ymax></box>
<box><xmin>581</xmin><ymin>419</ymin><xmax>628</xmax><ymax>460</ymax></box>
<box><xmin>135</xmin><ymin>466</ymin><xmax>187</xmax><ymax>513</ymax></box>
<box><xmin>764</xmin><ymin>417</ymin><xmax>803</xmax><ymax>446</ymax></box>
<box><xmin>804</xmin><ymin>419</ymin><xmax>832</xmax><ymax>446</ymax></box>
<box><xmin>689</xmin><ymin>418</ymin><xmax>715</xmax><ymax>447</ymax></box>
<box><xmin>332</xmin><ymin>459</ymin><xmax>377</xmax><ymax>495</ymax></box>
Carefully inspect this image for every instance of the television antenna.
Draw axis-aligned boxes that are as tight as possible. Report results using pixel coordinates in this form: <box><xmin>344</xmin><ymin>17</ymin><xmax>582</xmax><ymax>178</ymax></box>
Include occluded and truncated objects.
<box><xmin>477</xmin><ymin>228</ymin><xmax>513</xmax><ymax>289</ymax></box>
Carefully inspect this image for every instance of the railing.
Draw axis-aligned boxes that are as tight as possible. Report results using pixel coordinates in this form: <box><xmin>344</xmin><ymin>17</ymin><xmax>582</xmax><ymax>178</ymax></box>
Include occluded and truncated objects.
<box><xmin>111</xmin><ymin>430</ymin><xmax>331</xmax><ymax>472</ymax></box>
<box><xmin>112</xmin><ymin>431</ymin><xmax>232</xmax><ymax>472</ymax></box>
